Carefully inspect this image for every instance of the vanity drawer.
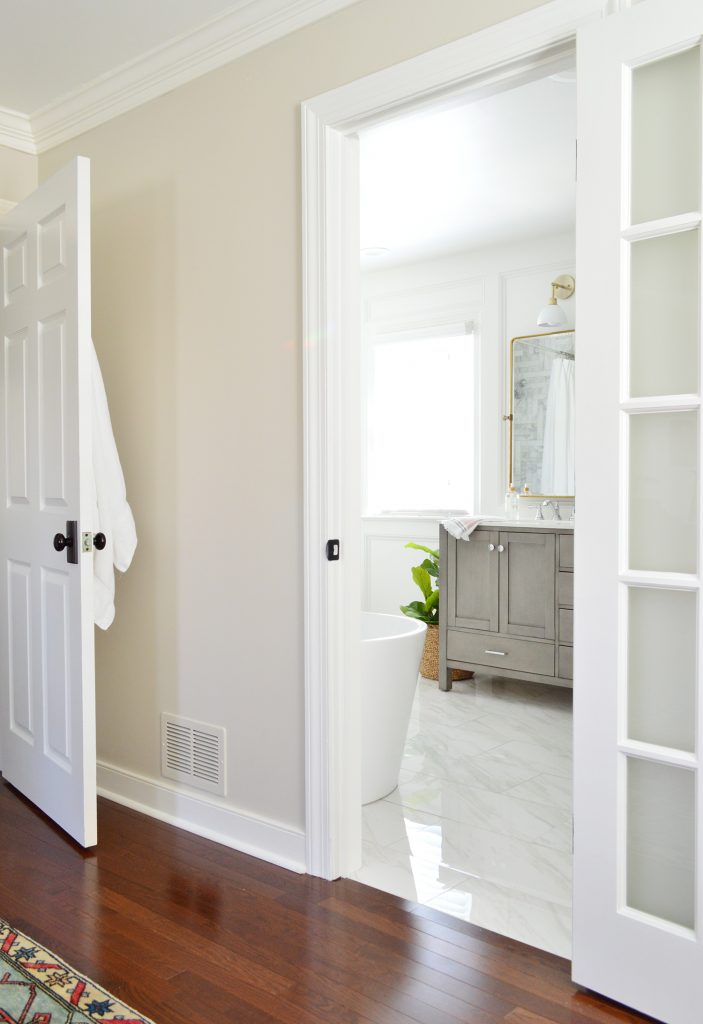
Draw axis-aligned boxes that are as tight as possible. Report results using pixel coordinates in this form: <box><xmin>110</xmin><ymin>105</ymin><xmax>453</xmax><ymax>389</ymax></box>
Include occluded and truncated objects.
<box><xmin>558</xmin><ymin>645</ymin><xmax>573</xmax><ymax>680</ymax></box>
<box><xmin>559</xmin><ymin>608</ymin><xmax>573</xmax><ymax>645</ymax></box>
<box><xmin>559</xmin><ymin>535</ymin><xmax>574</xmax><ymax>571</ymax></box>
<box><xmin>558</xmin><ymin>571</ymin><xmax>573</xmax><ymax>607</ymax></box>
<box><xmin>447</xmin><ymin>629</ymin><xmax>555</xmax><ymax>676</ymax></box>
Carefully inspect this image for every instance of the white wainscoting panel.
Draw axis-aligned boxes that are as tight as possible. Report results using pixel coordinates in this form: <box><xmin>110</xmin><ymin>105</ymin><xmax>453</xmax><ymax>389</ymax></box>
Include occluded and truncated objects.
<box><xmin>363</xmin><ymin>517</ymin><xmax>441</xmax><ymax>615</ymax></box>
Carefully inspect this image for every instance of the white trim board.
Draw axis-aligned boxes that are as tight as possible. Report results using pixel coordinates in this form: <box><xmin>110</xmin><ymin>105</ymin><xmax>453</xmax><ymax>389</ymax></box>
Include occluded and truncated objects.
<box><xmin>302</xmin><ymin>0</ymin><xmax>607</xmax><ymax>881</ymax></box>
<box><xmin>97</xmin><ymin>760</ymin><xmax>306</xmax><ymax>874</ymax></box>
<box><xmin>0</xmin><ymin>0</ymin><xmax>359</xmax><ymax>155</ymax></box>
<box><xmin>0</xmin><ymin>108</ymin><xmax>34</xmax><ymax>154</ymax></box>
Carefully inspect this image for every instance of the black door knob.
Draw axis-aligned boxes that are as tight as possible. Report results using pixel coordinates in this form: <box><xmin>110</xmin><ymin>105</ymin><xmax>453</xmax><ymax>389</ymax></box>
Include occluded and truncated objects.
<box><xmin>94</xmin><ymin>533</ymin><xmax>107</xmax><ymax>550</ymax></box>
<box><xmin>53</xmin><ymin>521</ymin><xmax>79</xmax><ymax>564</ymax></box>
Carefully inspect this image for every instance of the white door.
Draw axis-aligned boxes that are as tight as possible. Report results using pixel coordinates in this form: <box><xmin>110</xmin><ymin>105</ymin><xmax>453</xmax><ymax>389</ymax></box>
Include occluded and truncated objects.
<box><xmin>575</xmin><ymin>2</ymin><xmax>703</xmax><ymax>1021</ymax></box>
<box><xmin>0</xmin><ymin>157</ymin><xmax>97</xmax><ymax>847</ymax></box>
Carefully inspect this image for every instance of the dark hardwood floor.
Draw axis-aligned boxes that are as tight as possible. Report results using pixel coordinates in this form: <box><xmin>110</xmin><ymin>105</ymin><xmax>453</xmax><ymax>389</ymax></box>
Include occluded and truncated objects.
<box><xmin>0</xmin><ymin>778</ymin><xmax>655</xmax><ymax>1024</ymax></box>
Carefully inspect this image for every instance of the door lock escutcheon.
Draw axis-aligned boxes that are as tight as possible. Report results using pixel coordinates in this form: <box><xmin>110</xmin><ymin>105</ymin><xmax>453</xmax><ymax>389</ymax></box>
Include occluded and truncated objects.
<box><xmin>54</xmin><ymin>521</ymin><xmax>78</xmax><ymax>564</ymax></box>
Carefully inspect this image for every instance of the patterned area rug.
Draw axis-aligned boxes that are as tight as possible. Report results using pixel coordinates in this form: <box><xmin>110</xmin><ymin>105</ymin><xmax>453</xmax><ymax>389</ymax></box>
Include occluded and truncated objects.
<box><xmin>0</xmin><ymin>918</ymin><xmax>155</xmax><ymax>1023</ymax></box>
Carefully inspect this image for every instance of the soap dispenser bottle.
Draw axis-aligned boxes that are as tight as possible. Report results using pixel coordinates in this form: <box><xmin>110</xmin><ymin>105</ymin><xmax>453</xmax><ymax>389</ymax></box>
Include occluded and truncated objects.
<box><xmin>505</xmin><ymin>483</ymin><xmax>519</xmax><ymax>519</ymax></box>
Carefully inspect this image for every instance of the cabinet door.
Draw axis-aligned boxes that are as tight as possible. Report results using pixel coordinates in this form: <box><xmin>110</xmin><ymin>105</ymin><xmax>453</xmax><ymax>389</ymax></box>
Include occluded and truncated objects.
<box><xmin>499</xmin><ymin>532</ymin><xmax>555</xmax><ymax>639</ymax></box>
<box><xmin>449</xmin><ymin>530</ymin><xmax>499</xmax><ymax>632</ymax></box>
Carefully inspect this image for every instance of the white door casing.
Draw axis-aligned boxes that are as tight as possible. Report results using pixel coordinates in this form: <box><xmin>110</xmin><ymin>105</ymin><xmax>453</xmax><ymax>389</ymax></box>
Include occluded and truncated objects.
<box><xmin>0</xmin><ymin>156</ymin><xmax>97</xmax><ymax>847</ymax></box>
<box><xmin>574</xmin><ymin>2</ymin><xmax>703</xmax><ymax>1021</ymax></box>
<box><xmin>302</xmin><ymin>0</ymin><xmax>607</xmax><ymax>881</ymax></box>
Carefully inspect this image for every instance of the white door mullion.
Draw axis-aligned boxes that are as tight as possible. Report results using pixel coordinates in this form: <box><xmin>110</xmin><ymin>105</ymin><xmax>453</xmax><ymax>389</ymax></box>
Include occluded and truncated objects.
<box><xmin>622</xmin><ymin>212</ymin><xmax>701</xmax><ymax>242</ymax></box>
<box><xmin>618</xmin><ymin>571</ymin><xmax>700</xmax><ymax>590</ymax></box>
<box><xmin>621</xmin><ymin>395</ymin><xmax>701</xmax><ymax>414</ymax></box>
<box><xmin>617</xmin><ymin>741</ymin><xmax>698</xmax><ymax>770</ymax></box>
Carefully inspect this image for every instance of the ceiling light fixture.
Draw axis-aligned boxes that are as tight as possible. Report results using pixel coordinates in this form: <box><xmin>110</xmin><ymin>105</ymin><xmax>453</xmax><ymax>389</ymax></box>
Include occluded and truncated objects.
<box><xmin>537</xmin><ymin>274</ymin><xmax>575</xmax><ymax>328</ymax></box>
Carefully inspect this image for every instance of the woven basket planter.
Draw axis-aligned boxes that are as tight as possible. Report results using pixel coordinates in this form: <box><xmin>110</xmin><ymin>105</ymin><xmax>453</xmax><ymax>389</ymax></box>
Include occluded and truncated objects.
<box><xmin>420</xmin><ymin>624</ymin><xmax>474</xmax><ymax>682</ymax></box>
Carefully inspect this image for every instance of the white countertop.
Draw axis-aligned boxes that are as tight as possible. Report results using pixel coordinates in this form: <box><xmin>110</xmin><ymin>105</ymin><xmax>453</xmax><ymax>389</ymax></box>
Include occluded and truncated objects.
<box><xmin>476</xmin><ymin>516</ymin><xmax>574</xmax><ymax>531</ymax></box>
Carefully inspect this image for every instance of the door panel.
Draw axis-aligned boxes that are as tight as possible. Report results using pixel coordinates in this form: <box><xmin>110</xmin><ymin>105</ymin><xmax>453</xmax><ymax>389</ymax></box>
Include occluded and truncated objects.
<box><xmin>450</xmin><ymin>530</ymin><xmax>499</xmax><ymax>631</ymax></box>
<box><xmin>0</xmin><ymin>157</ymin><xmax>96</xmax><ymax>848</ymax></box>
<box><xmin>499</xmin><ymin>531</ymin><xmax>555</xmax><ymax>639</ymax></box>
<box><xmin>575</xmin><ymin>2</ymin><xmax>703</xmax><ymax>1020</ymax></box>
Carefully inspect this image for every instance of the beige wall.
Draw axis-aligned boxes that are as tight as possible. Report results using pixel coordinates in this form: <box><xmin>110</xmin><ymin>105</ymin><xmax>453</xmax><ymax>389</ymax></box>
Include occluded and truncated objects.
<box><xmin>0</xmin><ymin>144</ymin><xmax>37</xmax><ymax>203</ymax></box>
<box><xmin>39</xmin><ymin>0</ymin><xmax>547</xmax><ymax>838</ymax></box>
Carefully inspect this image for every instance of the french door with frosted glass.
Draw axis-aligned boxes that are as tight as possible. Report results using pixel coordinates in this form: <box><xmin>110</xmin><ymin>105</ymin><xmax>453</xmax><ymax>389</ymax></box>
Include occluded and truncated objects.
<box><xmin>575</xmin><ymin>2</ymin><xmax>703</xmax><ymax>1022</ymax></box>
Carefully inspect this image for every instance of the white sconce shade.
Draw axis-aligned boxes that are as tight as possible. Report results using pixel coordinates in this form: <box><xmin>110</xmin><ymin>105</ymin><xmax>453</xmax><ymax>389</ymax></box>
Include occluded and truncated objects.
<box><xmin>537</xmin><ymin>299</ymin><xmax>569</xmax><ymax>328</ymax></box>
<box><xmin>537</xmin><ymin>273</ymin><xmax>575</xmax><ymax>328</ymax></box>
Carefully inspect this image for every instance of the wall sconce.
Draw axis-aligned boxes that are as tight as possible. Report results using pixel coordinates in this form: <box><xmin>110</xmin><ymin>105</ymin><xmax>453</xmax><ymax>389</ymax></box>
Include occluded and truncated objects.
<box><xmin>537</xmin><ymin>274</ymin><xmax>575</xmax><ymax>328</ymax></box>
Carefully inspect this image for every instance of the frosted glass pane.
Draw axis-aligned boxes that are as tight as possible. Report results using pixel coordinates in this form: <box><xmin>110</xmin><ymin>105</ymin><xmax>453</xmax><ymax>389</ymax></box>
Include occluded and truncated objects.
<box><xmin>627</xmin><ymin>758</ymin><xmax>695</xmax><ymax>929</ymax></box>
<box><xmin>629</xmin><ymin>412</ymin><xmax>697</xmax><ymax>573</ymax></box>
<box><xmin>628</xmin><ymin>588</ymin><xmax>696</xmax><ymax>751</ymax></box>
<box><xmin>630</xmin><ymin>230</ymin><xmax>699</xmax><ymax>398</ymax></box>
<box><xmin>631</xmin><ymin>48</ymin><xmax>701</xmax><ymax>224</ymax></box>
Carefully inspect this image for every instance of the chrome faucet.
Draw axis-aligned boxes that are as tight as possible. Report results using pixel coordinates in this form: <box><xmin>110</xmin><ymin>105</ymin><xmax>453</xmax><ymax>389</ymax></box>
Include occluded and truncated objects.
<box><xmin>542</xmin><ymin>500</ymin><xmax>562</xmax><ymax>521</ymax></box>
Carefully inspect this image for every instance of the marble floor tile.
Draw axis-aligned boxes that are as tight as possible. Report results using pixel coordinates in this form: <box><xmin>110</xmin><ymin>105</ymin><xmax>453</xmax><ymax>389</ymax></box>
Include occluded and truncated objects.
<box><xmin>381</xmin><ymin>769</ymin><xmax>569</xmax><ymax>845</ymax></box>
<box><xmin>400</xmin><ymin>745</ymin><xmax>541</xmax><ymax>794</ymax></box>
<box><xmin>483</xmin><ymin>739</ymin><xmax>572</xmax><ymax>779</ymax></box>
<box><xmin>362</xmin><ymin>799</ymin><xmax>438</xmax><ymax>848</ymax></box>
<box><xmin>426</xmin><ymin>877</ymin><xmax>572</xmax><ymax>959</ymax></box>
<box><xmin>352</xmin><ymin>839</ymin><xmax>468</xmax><ymax>903</ymax></box>
<box><xmin>357</xmin><ymin>672</ymin><xmax>574</xmax><ymax>957</ymax></box>
<box><xmin>393</xmin><ymin>817</ymin><xmax>572</xmax><ymax>906</ymax></box>
<box><xmin>507</xmin><ymin>772</ymin><xmax>573</xmax><ymax>813</ymax></box>
<box><xmin>471</xmin><ymin>710</ymin><xmax>573</xmax><ymax>754</ymax></box>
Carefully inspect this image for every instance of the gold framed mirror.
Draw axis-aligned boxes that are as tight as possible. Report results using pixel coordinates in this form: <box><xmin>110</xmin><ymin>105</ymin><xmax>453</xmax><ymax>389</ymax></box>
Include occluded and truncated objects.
<box><xmin>508</xmin><ymin>329</ymin><xmax>575</xmax><ymax>500</ymax></box>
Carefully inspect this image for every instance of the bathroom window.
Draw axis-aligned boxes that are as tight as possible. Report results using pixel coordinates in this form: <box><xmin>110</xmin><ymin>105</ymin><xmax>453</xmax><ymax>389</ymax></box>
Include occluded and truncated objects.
<box><xmin>364</xmin><ymin>322</ymin><xmax>477</xmax><ymax>514</ymax></box>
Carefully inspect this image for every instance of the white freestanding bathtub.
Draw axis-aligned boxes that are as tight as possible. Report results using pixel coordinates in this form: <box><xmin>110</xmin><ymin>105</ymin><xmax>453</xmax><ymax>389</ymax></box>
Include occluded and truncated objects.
<box><xmin>361</xmin><ymin>611</ymin><xmax>427</xmax><ymax>804</ymax></box>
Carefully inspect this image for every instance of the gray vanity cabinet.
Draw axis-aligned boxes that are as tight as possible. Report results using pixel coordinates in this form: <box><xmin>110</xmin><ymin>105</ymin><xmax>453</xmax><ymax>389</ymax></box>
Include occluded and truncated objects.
<box><xmin>450</xmin><ymin>530</ymin><xmax>499</xmax><ymax>631</ymax></box>
<box><xmin>499</xmin><ymin>532</ymin><xmax>555</xmax><ymax>640</ymax></box>
<box><xmin>439</xmin><ymin>523</ymin><xmax>572</xmax><ymax>691</ymax></box>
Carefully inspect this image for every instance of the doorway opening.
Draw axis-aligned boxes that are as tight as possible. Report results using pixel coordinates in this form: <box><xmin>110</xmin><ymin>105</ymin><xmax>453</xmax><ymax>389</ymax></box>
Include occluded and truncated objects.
<box><xmin>301</xmin><ymin>0</ymin><xmax>599</xmax><ymax>953</ymax></box>
<box><xmin>349</xmin><ymin>65</ymin><xmax>576</xmax><ymax>958</ymax></box>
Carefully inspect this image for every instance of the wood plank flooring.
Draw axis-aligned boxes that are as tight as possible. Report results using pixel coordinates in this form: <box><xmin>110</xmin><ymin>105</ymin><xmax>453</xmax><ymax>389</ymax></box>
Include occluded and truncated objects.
<box><xmin>0</xmin><ymin>778</ymin><xmax>656</xmax><ymax>1024</ymax></box>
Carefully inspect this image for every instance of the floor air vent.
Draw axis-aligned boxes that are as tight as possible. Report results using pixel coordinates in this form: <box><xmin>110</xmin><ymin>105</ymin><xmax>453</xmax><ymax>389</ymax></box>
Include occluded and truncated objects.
<box><xmin>161</xmin><ymin>713</ymin><xmax>226</xmax><ymax>796</ymax></box>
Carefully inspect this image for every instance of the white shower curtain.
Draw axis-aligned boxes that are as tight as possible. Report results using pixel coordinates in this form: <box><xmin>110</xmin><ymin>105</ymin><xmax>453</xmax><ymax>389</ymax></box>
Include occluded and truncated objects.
<box><xmin>540</xmin><ymin>356</ymin><xmax>575</xmax><ymax>495</ymax></box>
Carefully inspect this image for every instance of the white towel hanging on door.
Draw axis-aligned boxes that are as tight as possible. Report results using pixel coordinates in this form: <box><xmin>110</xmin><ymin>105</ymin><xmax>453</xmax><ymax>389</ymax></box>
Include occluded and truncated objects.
<box><xmin>89</xmin><ymin>340</ymin><xmax>137</xmax><ymax>629</ymax></box>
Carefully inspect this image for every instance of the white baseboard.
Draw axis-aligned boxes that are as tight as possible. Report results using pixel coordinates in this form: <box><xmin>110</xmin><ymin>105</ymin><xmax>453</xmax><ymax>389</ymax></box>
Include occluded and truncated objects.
<box><xmin>97</xmin><ymin>760</ymin><xmax>306</xmax><ymax>873</ymax></box>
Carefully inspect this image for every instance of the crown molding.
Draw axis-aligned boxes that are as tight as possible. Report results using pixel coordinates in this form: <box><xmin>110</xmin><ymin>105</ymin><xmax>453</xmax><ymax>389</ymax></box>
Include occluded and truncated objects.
<box><xmin>0</xmin><ymin>108</ymin><xmax>36</xmax><ymax>154</ymax></box>
<box><xmin>0</xmin><ymin>0</ymin><xmax>359</xmax><ymax>156</ymax></box>
<box><xmin>0</xmin><ymin>199</ymin><xmax>17</xmax><ymax>215</ymax></box>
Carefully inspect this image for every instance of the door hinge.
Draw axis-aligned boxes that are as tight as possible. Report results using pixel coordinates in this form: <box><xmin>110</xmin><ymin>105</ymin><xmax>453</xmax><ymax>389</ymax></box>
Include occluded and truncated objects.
<box><xmin>326</xmin><ymin>539</ymin><xmax>340</xmax><ymax>561</ymax></box>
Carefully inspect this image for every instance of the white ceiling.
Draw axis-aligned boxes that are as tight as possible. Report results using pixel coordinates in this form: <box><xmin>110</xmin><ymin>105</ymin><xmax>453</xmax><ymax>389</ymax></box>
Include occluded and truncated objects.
<box><xmin>359</xmin><ymin>72</ymin><xmax>576</xmax><ymax>269</ymax></box>
<box><xmin>0</xmin><ymin>0</ymin><xmax>268</xmax><ymax>113</ymax></box>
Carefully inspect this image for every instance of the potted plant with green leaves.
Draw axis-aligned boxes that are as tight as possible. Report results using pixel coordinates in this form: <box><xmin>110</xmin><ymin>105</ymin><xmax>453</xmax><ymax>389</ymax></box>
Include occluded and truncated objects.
<box><xmin>400</xmin><ymin>542</ymin><xmax>473</xmax><ymax>682</ymax></box>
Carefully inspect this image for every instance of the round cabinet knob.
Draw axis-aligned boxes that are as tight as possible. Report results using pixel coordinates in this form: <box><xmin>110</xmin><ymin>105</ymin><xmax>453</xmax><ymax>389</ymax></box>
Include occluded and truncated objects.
<box><xmin>497</xmin><ymin>544</ymin><xmax>505</xmax><ymax>552</ymax></box>
<box><xmin>94</xmin><ymin>533</ymin><xmax>107</xmax><ymax>550</ymax></box>
<box><xmin>488</xmin><ymin>543</ymin><xmax>495</xmax><ymax>551</ymax></box>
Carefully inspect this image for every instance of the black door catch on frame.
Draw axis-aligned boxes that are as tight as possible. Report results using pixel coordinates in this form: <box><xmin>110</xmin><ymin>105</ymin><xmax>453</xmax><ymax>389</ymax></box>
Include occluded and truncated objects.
<box><xmin>326</xmin><ymin>539</ymin><xmax>340</xmax><ymax>561</ymax></box>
